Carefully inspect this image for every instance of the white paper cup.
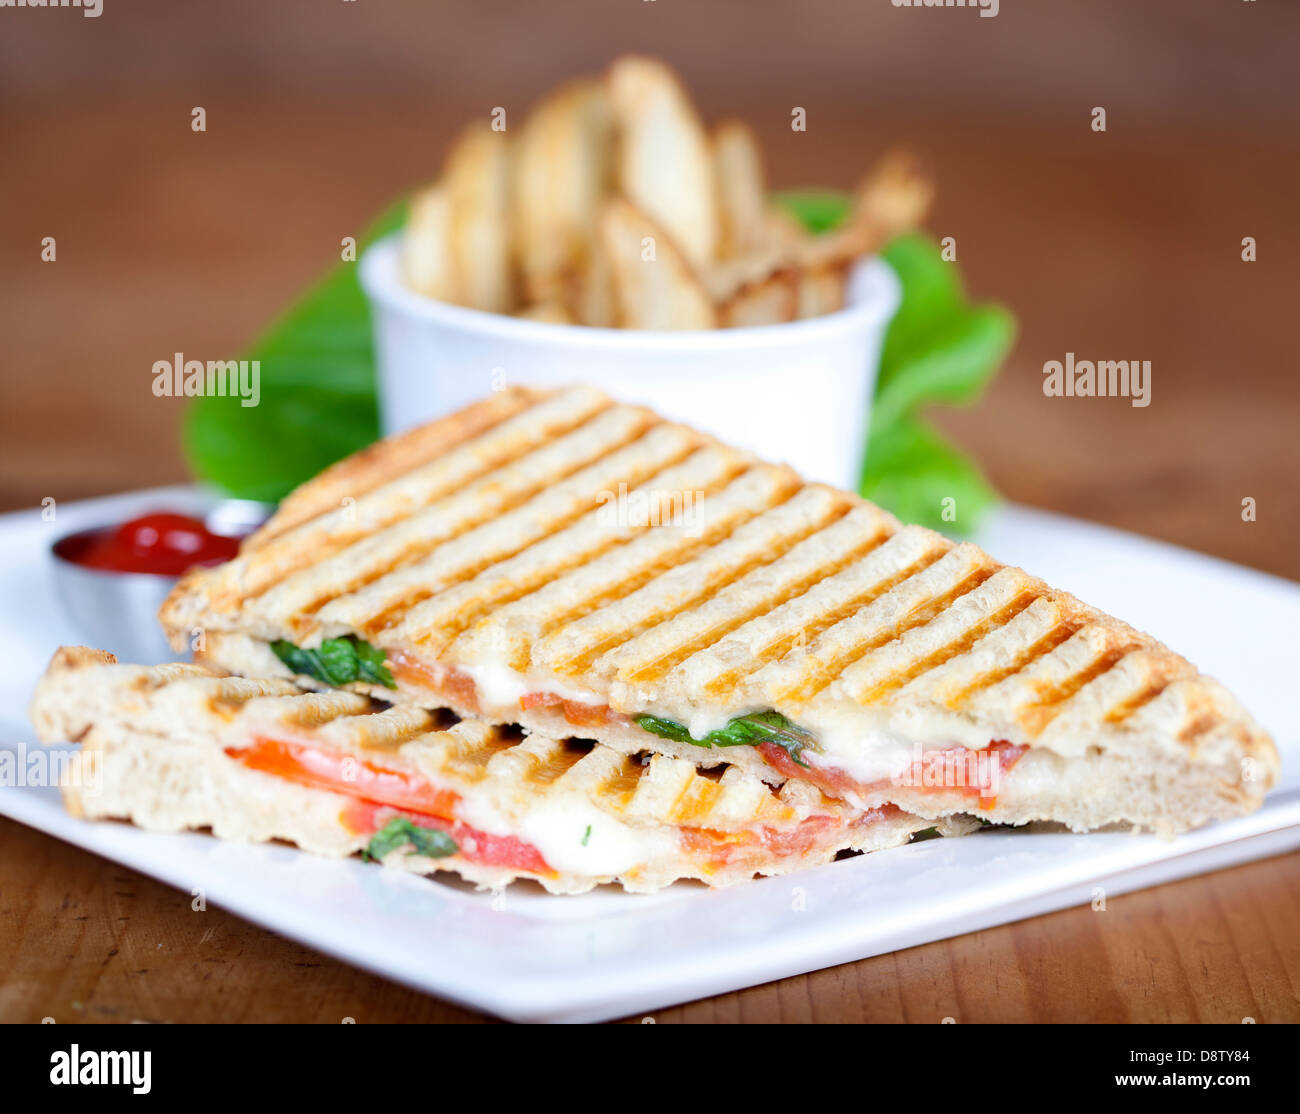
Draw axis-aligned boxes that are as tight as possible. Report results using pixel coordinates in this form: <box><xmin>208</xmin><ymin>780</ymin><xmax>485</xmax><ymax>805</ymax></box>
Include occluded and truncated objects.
<box><xmin>360</xmin><ymin>234</ymin><xmax>900</xmax><ymax>489</ymax></box>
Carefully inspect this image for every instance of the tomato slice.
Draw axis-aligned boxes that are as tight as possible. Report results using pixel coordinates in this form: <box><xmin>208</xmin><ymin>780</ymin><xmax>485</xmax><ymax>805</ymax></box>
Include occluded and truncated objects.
<box><xmin>386</xmin><ymin>652</ymin><xmax>481</xmax><ymax>713</ymax></box>
<box><xmin>559</xmin><ymin>700</ymin><xmax>612</xmax><ymax>728</ymax></box>
<box><xmin>229</xmin><ymin>737</ymin><xmax>553</xmax><ymax>875</ymax></box>
<box><xmin>682</xmin><ymin>811</ymin><xmax>873</xmax><ymax>871</ymax></box>
<box><xmin>340</xmin><ymin>801</ymin><xmax>552</xmax><ymax>875</ymax></box>
<box><xmin>228</xmin><ymin>737</ymin><xmax>460</xmax><ymax>818</ymax></box>
<box><xmin>758</xmin><ymin>740</ymin><xmax>1027</xmax><ymax>809</ymax></box>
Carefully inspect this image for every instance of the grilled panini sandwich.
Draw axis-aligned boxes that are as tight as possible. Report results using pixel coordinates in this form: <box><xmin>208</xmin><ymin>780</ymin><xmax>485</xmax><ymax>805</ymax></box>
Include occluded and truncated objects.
<box><xmin>161</xmin><ymin>385</ymin><xmax>1279</xmax><ymax>837</ymax></box>
<box><xmin>29</xmin><ymin>647</ymin><xmax>964</xmax><ymax>893</ymax></box>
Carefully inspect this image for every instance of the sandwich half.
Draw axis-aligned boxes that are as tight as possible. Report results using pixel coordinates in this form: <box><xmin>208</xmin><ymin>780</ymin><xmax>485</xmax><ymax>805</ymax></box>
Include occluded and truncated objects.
<box><xmin>29</xmin><ymin>646</ymin><xmax>964</xmax><ymax>893</ymax></box>
<box><xmin>160</xmin><ymin>385</ymin><xmax>1279</xmax><ymax>837</ymax></box>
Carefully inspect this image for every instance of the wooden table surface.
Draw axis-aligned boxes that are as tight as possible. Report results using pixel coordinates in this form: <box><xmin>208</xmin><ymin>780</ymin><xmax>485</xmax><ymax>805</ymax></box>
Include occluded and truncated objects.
<box><xmin>2</xmin><ymin>67</ymin><xmax>1298</xmax><ymax>1021</ymax></box>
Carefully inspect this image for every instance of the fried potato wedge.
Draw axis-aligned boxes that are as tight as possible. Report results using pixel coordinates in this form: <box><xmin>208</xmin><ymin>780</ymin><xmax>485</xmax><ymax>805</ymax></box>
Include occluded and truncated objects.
<box><xmin>794</xmin><ymin>263</ymin><xmax>849</xmax><ymax>319</ymax></box>
<box><xmin>403</xmin><ymin>183</ymin><xmax>454</xmax><ymax>301</ymax></box>
<box><xmin>718</xmin><ymin>268</ymin><xmax>798</xmax><ymax>328</ymax></box>
<box><xmin>607</xmin><ymin>55</ymin><xmax>718</xmax><ymax>270</ymax></box>
<box><xmin>571</xmin><ymin>232</ymin><xmax>617</xmax><ymax>327</ymax></box>
<box><xmin>517</xmin><ymin>301</ymin><xmax>574</xmax><ymax>324</ymax></box>
<box><xmin>705</xmin><ymin>148</ymin><xmax>934</xmax><ymax>302</ymax></box>
<box><xmin>797</xmin><ymin>148</ymin><xmax>934</xmax><ymax>266</ymax></box>
<box><xmin>600</xmin><ymin>197</ymin><xmax>716</xmax><ymax>330</ymax></box>
<box><xmin>402</xmin><ymin>59</ymin><xmax>934</xmax><ymax>330</ymax></box>
<box><xmin>514</xmin><ymin>79</ymin><xmax>613</xmax><ymax>305</ymax></box>
<box><xmin>445</xmin><ymin>124</ymin><xmax>515</xmax><ymax>313</ymax></box>
<box><xmin>712</xmin><ymin>120</ymin><xmax>769</xmax><ymax>259</ymax></box>
<box><xmin>851</xmin><ymin>147</ymin><xmax>935</xmax><ymax>238</ymax></box>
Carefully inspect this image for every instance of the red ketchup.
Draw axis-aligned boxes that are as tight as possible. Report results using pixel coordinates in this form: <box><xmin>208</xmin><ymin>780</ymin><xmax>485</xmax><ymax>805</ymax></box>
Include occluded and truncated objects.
<box><xmin>60</xmin><ymin>512</ymin><xmax>244</xmax><ymax>577</ymax></box>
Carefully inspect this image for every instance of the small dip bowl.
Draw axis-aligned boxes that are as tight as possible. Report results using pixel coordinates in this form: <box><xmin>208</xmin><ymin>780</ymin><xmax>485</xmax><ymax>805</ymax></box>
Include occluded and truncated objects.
<box><xmin>49</xmin><ymin>500</ymin><xmax>269</xmax><ymax>665</ymax></box>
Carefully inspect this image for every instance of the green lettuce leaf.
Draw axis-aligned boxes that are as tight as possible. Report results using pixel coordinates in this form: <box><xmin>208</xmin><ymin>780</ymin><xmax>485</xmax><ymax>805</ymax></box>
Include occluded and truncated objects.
<box><xmin>182</xmin><ymin>200</ymin><xmax>405</xmax><ymax>502</ymax></box>
<box><xmin>776</xmin><ymin>191</ymin><xmax>1015</xmax><ymax>531</ymax></box>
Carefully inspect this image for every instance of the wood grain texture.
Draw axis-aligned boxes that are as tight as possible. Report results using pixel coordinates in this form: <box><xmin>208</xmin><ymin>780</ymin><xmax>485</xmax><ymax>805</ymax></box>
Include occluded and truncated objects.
<box><xmin>1</xmin><ymin>0</ymin><xmax>1297</xmax><ymax>1023</ymax></box>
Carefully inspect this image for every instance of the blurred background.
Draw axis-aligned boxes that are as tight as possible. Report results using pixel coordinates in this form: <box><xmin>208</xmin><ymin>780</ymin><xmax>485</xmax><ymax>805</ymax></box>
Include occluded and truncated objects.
<box><xmin>2</xmin><ymin>0</ymin><xmax>1296</xmax><ymax>576</ymax></box>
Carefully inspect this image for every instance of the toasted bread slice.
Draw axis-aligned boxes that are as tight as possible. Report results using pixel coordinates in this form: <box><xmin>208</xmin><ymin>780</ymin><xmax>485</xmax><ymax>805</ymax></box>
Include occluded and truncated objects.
<box><xmin>161</xmin><ymin>386</ymin><xmax>1279</xmax><ymax>836</ymax></box>
<box><xmin>30</xmin><ymin>647</ymin><xmax>957</xmax><ymax>894</ymax></box>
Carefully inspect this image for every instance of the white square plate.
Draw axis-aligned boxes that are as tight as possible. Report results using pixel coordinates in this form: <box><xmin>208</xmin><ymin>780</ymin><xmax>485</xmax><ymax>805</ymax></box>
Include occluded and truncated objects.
<box><xmin>1</xmin><ymin>487</ymin><xmax>1296</xmax><ymax>1022</ymax></box>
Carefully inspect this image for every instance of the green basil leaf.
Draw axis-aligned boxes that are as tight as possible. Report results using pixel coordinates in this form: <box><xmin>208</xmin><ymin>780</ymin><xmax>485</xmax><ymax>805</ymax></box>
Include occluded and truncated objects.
<box><xmin>636</xmin><ymin>710</ymin><xmax>813</xmax><ymax>767</ymax></box>
<box><xmin>314</xmin><ymin>638</ymin><xmax>361</xmax><ymax>686</ymax></box>
<box><xmin>363</xmin><ymin>817</ymin><xmax>457</xmax><ymax>862</ymax></box>
<box><xmin>634</xmin><ymin>715</ymin><xmax>699</xmax><ymax>745</ymax></box>
<box><xmin>352</xmin><ymin>638</ymin><xmax>397</xmax><ymax>688</ymax></box>
<box><xmin>270</xmin><ymin>636</ymin><xmax>397</xmax><ymax>690</ymax></box>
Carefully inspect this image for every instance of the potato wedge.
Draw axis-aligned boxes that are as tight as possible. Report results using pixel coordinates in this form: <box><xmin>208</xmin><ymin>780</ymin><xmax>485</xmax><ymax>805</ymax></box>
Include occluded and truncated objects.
<box><xmin>607</xmin><ymin>55</ymin><xmax>718</xmax><ymax>270</ymax></box>
<box><xmin>718</xmin><ymin>268</ymin><xmax>798</xmax><ymax>328</ymax></box>
<box><xmin>445</xmin><ymin>123</ymin><xmax>516</xmax><ymax>313</ymax></box>
<box><xmin>851</xmin><ymin>147</ymin><xmax>935</xmax><ymax>238</ymax></box>
<box><xmin>517</xmin><ymin>301</ymin><xmax>574</xmax><ymax>324</ymax></box>
<box><xmin>514</xmin><ymin>79</ymin><xmax>613</xmax><ymax>305</ymax></box>
<box><xmin>600</xmin><ymin>197</ymin><xmax>716</xmax><ymax>330</ymax></box>
<box><xmin>403</xmin><ymin>183</ymin><xmax>454</xmax><ymax>301</ymax></box>
<box><xmin>763</xmin><ymin>203</ymin><xmax>810</xmax><ymax>251</ymax></box>
<box><xmin>712</xmin><ymin>120</ymin><xmax>768</xmax><ymax>259</ymax></box>
<box><xmin>571</xmin><ymin>231</ymin><xmax>617</xmax><ymax>327</ymax></box>
<box><xmin>794</xmin><ymin>263</ymin><xmax>849</xmax><ymax>319</ymax></box>
<box><xmin>796</xmin><ymin>148</ymin><xmax>935</xmax><ymax>267</ymax></box>
<box><xmin>700</xmin><ymin>245</ymin><xmax>785</xmax><ymax>304</ymax></box>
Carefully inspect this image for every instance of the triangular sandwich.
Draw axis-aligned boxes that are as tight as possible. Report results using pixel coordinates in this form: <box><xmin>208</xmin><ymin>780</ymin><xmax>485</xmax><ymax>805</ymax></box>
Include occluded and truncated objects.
<box><xmin>160</xmin><ymin>386</ymin><xmax>1279</xmax><ymax>836</ymax></box>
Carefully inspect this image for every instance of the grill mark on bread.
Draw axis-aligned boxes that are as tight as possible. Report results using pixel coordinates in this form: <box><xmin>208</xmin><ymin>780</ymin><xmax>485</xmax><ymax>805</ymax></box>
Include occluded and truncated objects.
<box><xmin>245</xmin><ymin>388</ymin><xmax>543</xmax><ymax>550</ymax></box>
<box><xmin>1103</xmin><ymin>666</ymin><xmax>1193</xmax><ymax>726</ymax></box>
<box><xmin>508</xmin><ymin>492</ymin><xmax>789</xmax><ymax>672</ymax></box>
<box><xmin>624</xmin><ymin>520</ymin><xmax>897</xmax><ymax>687</ymax></box>
<box><xmin>699</xmin><ymin>543</ymin><xmax>949</xmax><ymax>700</ymax></box>
<box><xmin>1177</xmin><ymin>708</ymin><xmax>1223</xmax><ymax>746</ymax></box>
<box><xmin>286</xmin><ymin>416</ymin><xmax>669</xmax><ymax>622</ymax></box>
<box><xmin>672</xmin><ymin>774</ymin><xmax>725</xmax><ymax>826</ymax></box>
<box><xmin>553</xmin><ymin>492</ymin><xmax>851</xmax><ymax>676</ymax></box>
<box><xmin>856</xmin><ymin>587</ymin><xmax>1044</xmax><ymax>704</ymax></box>
<box><xmin>1017</xmin><ymin>642</ymin><xmax>1145</xmax><ymax>736</ymax></box>
<box><xmin>406</xmin><ymin>462</ymin><xmax>749</xmax><ymax>651</ymax></box>
<box><xmin>230</xmin><ymin>394</ymin><xmax>617</xmax><ymax>604</ymax></box>
<box><xmin>526</xmin><ymin>738</ymin><xmax>599</xmax><ymax>784</ymax></box>
<box><xmin>356</xmin><ymin>436</ymin><xmax>706</xmax><ymax>637</ymax></box>
<box><xmin>943</xmin><ymin>617</ymin><xmax>1085</xmax><ymax>709</ymax></box>
<box><xmin>778</xmin><ymin>563</ymin><xmax>998</xmax><ymax>705</ymax></box>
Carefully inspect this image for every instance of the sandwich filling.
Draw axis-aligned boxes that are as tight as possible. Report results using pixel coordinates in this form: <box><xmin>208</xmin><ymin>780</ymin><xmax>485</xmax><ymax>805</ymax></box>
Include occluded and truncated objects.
<box><xmin>225</xmin><ymin>729</ymin><xmax>907</xmax><ymax>880</ymax></box>
<box><xmin>269</xmin><ymin>636</ymin><xmax>1029</xmax><ymax>813</ymax></box>
<box><xmin>32</xmin><ymin>647</ymin><xmax>965</xmax><ymax>894</ymax></box>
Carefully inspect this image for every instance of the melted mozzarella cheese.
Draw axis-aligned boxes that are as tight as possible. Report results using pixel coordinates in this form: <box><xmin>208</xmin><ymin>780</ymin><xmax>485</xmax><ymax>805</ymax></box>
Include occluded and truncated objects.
<box><xmin>517</xmin><ymin>800</ymin><xmax>677</xmax><ymax>876</ymax></box>
<box><xmin>806</xmin><ymin>724</ymin><xmax>928</xmax><ymax>784</ymax></box>
<box><xmin>458</xmin><ymin>662</ymin><xmax>606</xmax><ymax>715</ymax></box>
